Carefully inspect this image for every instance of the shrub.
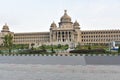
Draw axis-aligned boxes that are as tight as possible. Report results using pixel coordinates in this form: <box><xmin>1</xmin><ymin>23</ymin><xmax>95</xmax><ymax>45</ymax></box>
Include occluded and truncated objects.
<box><xmin>118</xmin><ymin>46</ymin><xmax>120</xmax><ymax>53</ymax></box>
<box><xmin>69</xmin><ymin>49</ymin><xmax>106</xmax><ymax>54</ymax></box>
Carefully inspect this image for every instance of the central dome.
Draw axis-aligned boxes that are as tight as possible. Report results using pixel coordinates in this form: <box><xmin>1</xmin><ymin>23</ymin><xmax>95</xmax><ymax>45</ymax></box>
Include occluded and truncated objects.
<box><xmin>60</xmin><ymin>10</ymin><xmax>71</xmax><ymax>22</ymax></box>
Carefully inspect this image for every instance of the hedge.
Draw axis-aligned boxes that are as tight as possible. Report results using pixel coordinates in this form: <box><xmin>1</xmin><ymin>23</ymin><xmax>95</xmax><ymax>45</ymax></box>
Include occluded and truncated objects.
<box><xmin>69</xmin><ymin>49</ymin><xmax>106</xmax><ymax>54</ymax></box>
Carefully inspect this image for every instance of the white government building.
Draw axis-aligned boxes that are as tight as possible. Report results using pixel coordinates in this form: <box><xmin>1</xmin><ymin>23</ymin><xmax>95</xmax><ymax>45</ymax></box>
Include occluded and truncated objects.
<box><xmin>0</xmin><ymin>10</ymin><xmax>120</xmax><ymax>48</ymax></box>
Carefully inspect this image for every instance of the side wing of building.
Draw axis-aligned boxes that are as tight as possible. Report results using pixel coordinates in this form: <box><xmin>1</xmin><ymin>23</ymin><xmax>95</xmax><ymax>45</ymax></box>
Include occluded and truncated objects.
<box><xmin>14</xmin><ymin>32</ymin><xmax>50</xmax><ymax>46</ymax></box>
<box><xmin>81</xmin><ymin>30</ymin><xmax>120</xmax><ymax>45</ymax></box>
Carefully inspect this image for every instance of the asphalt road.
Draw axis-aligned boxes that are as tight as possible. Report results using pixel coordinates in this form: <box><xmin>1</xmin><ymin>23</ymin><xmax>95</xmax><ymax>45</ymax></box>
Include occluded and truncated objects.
<box><xmin>0</xmin><ymin>56</ymin><xmax>120</xmax><ymax>65</ymax></box>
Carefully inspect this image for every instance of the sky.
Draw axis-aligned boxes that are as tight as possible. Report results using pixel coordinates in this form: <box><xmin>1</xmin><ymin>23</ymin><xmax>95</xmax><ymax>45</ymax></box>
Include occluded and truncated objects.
<box><xmin>0</xmin><ymin>0</ymin><xmax>120</xmax><ymax>32</ymax></box>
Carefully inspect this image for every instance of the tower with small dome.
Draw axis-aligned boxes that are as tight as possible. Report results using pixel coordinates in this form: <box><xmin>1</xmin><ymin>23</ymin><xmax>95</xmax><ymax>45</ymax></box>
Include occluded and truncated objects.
<box><xmin>50</xmin><ymin>22</ymin><xmax>57</xmax><ymax>30</ymax></box>
<box><xmin>1</xmin><ymin>23</ymin><xmax>10</xmax><ymax>32</ymax></box>
<box><xmin>0</xmin><ymin>23</ymin><xmax>14</xmax><ymax>45</ymax></box>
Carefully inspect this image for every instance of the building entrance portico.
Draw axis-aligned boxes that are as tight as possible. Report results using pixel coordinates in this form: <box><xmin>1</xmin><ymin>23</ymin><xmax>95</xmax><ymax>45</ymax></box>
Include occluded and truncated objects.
<box><xmin>52</xmin><ymin>30</ymin><xmax>73</xmax><ymax>42</ymax></box>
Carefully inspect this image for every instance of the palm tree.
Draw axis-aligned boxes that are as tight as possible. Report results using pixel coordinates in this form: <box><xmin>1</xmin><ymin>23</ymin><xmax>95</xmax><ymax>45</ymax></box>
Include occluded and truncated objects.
<box><xmin>3</xmin><ymin>34</ymin><xmax>13</xmax><ymax>53</ymax></box>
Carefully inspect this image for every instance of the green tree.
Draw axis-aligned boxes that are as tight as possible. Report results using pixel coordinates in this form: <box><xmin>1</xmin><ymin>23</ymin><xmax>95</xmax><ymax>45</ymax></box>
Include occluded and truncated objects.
<box><xmin>41</xmin><ymin>44</ymin><xmax>46</xmax><ymax>51</ymax></box>
<box><xmin>57</xmin><ymin>44</ymin><xmax>61</xmax><ymax>49</ymax></box>
<box><xmin>51</xmin><ymin>45</ymin><xmax>55</xmax><ymax>53</ymax></box>
<box><xmin>76</xmin><ymin>43</ymin><xmax>81</xmax><ymax>50</ymax></box>
<box><xmin>64</xmin><ymin>44</ymin><xmax>69</xmax><ymax>50</ymax></box>
<box><xmin>88</xmin><ymin>44</ymin><xmax>91</xmax><ymax>50</ymax></box>
<box><xmin>118</xmin><ymin>46</ymin><xmax>120</xmax><ymax>53</ymax></box>
<box><xmin>31</xmin><ymin>43</ymin><xmax>35</xmax><ymax>50</ymax></box>
<box><xmin>3</xmin><ymin>34</ymin><xmax>13</xmax><ymax>53</ymax></box>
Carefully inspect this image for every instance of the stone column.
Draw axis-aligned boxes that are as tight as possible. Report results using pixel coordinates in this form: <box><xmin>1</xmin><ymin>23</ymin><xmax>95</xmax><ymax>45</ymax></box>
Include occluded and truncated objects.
<box><xmin>64</xmin><ymin>31</ymin><xmax>66</xmax><ymax>42</ymax></box>
<box><xmin>68</xmin><ymin>31</ymin><xmax>69</xmax><ymax>41</ymax></box>
<box><xmin>57</xmin><ymin>31</ymin><xmax>59</xmax><ymax>42</ymax></box>
<box><xmin>56</xmin><ymin>31</ymin><xmax>57</xmax><ymax>42</ymax></box>
<box><xmin>53</xmin><ymin>31</ymin><xmax>55</xmax><ymax>42</ymax></box>
<box><xmin>60</xmin><ymin>31</ymin><xmax>62</xmax><ymax>42</ymax></box>
<box><xmin>71</xmin><ymin>31</ymin><xmax>74</xmax><ymax>42</ymax></box>
<box><xmin>52</xmin><ymin>31</ymin><xmax>54</xmax><ymax>42</ymax></box>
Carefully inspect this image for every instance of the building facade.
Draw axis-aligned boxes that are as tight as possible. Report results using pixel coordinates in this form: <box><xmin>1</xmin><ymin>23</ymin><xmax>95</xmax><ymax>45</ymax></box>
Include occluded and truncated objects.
<box><xmin>0</xmin><ymin>10</ymin><xmax>120</xmax><ymax>47</ymax></box>
<box><xmin>50</xmin><ymin>10</ymin><xmax>81</xmax><ymax>46</ymax></box>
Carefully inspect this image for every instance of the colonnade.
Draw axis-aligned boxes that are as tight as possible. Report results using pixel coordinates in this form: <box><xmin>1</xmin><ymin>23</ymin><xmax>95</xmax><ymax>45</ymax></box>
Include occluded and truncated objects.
<box><xmin>52</xmin><ymin>31</ymin><xmax>74</xmax><ymax>42</ymax></box>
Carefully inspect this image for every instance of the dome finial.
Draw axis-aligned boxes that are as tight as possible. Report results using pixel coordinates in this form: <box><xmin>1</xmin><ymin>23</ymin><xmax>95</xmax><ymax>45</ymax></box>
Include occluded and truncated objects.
<box><xmin>5</xmin><ymin>23</ymin><xmax>7</xmax><ymax>26</ymax></box>
<box><xmin>75</xmin><ymin>20</ymin><xmax>78</xmax><ymax>23</ymax></box>
<box><xmin>64</xmin><ymin>10</ymin><xmax>67</xmax><ymax>13</ymax></box>
<box><xmin>53</xmin><ymin>21</ymin><xmax>55</xmax><ymax>23</ymax></box>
